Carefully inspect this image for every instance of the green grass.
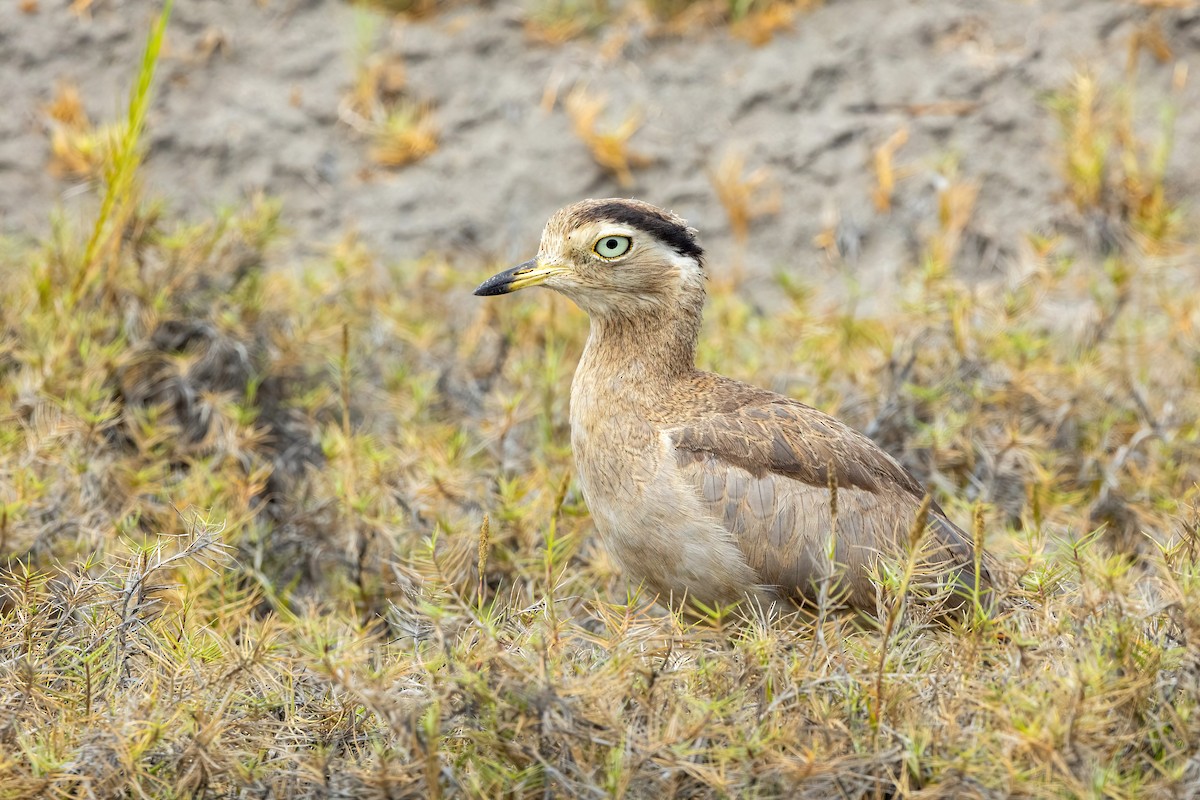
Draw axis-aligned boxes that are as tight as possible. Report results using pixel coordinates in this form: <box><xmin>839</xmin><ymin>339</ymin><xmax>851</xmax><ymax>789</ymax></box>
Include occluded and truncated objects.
<box><xmin>3</xmin><ymin>6</ymin><xmax>1200</xmax><ymax>799</ymax></box>
<box><xmin>73</xmin><ymin>0</ymin><xmax>172</xmax><ymax>305</ymax></box>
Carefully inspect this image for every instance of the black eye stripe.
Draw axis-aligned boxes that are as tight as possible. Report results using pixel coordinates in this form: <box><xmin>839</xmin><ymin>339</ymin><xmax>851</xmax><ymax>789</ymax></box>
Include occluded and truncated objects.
<box><xmin>572</xmin><ymin>201</ymin><xmax>703</xmax><ymax>264</ymax></box>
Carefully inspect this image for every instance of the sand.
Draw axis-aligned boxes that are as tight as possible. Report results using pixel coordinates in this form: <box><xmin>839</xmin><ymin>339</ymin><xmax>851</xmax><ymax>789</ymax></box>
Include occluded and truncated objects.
<box><xmin>2</xmin><ymin>0</ymin><xmax>1197</xmax><ymax>297</ymax></box>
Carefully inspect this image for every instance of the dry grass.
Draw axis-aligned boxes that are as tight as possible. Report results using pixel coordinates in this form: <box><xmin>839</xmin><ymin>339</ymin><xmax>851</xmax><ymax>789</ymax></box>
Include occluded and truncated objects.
<box><xmin>564</xmin><ymin>87</ymin><xmax>651</xmax><ymax>187</ymax></box>
<box><xmin>341</xmin><ymin>9</ymin><xmax>439</xmax><ymax>169</ymax></box>
<box><xmin>518</xmin><ymin>0</ymin><xmax>819</xmax><ymax>46</ymax></box>
<box><xmin>709</xmin><ymin>150</ymin><xmax>780</xmax><ymax>245</ymax></box>
<box><xmin>369</xmin><ymin>102</ymin><xmax>440</xmax><ymax>168</ymax></box>
<box><xmin>524</xmin><ymin>0</ymin><xmax>612</xmax><ymax>43</ymax></box>
<box><xmin>922</xmin><ymin>160</ymin><xmax>980</xmax><ymax>283</ymax></box>
<box><xmin>1048</xmin><ymin>68</ymin><xmax>1184</xmax><ymax>253</ymax></box>
<box><xmin>43</xmin><ymin>82</ymin><xmax>123</xmax><ymax>181</ymax></box>
<box><xmin>346</xmin><ymin>51</ymin><xmax>407</xmax><ymax>119</ymax></box>
<box><xmin>353</xmin><ymin>0</ymin><xmax>452</xmax><ymax>17</ymax></box>
<box><xmin>5</xmin><ymin>13</ymin><xmax>1200</xmax><ymax>800</ymax></box>
<box><xmin>6</xmin><ymin>195</ymin><xmax>1200</xmax><ymax>796</ymax></box>
<box><xmin>728</xmin><ymin>0</ymin><xmax>818</xmax><ymax>46</ymax></box>
<box><xmin>643</xmin><ymin>0</ymin><xmax>820</xmax><ymax>45</ymax></box>
<box><xmin>872</xmin><ymin>126</ymin><xmax>910</xmax><ymax>214</ymax></box>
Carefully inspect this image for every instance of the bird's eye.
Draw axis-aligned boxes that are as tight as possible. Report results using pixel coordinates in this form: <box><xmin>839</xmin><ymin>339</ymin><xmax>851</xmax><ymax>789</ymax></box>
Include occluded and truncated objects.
<box><xmin>593</xmin><ymin>235</ymin><xmax>631</xmax><ymax>259</ymax></box>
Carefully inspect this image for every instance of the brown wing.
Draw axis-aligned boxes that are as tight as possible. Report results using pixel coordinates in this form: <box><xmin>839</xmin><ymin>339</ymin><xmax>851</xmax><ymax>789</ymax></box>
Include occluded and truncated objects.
<box><xmin>667</xmin><ymin>390</ymin><xmax>992</xmax><ymax>610</ymax></box>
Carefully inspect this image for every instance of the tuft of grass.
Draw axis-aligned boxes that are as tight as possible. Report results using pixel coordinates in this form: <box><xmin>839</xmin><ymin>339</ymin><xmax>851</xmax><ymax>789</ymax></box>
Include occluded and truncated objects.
<box><xmin>50</xmin><ymin>0</ymin><xmax>171</xmax><ymax>310</ymax></box>
<box><xmin>340</xmin><ymin>8</ymin><xmax>439</xmax><ymax>169</ymax></box>
<box><xmin>523</xmin><ymin>0</ymin><xmax>612</xmax><ymax>43</ymax></box>
<box><xmin>351</xmin><ymin>0</ymin><xmax>449</xmax><ymax>17</ymax></box>
<box><xmin>728</xmin><ymin>0</ymin><xmax>813</xmax><ymax>46</ymax></box>
<box><xmin>564</xmin><ymin>87</ymin><xmax>651</xmax><ymax>187</ymax></box>
<box><xmin>643</xmin><ymin>0</ymin><xmax>821</xmax><ymax>45</ymax></box>
<box><xmin>43</xmin><ymin>81</ymin><xmax>122</xmax><ymax>181</ymax></box>
<box><xmin>872</xmin><ymin>125</ymin><xmax>909</xmax><ymax>213</ymax></box>
<box><xmin>1048</xmin><ymin>67</ymin><xmax>1183</xmax><ymax>253</ymax></box>
<box><xmin>369</xmin><ymin>101</ymin><xmax>440</xmax><ymax>167</ymax></box>
<box><xmin>921</xmin><ymin>159</ymin><xmax>980</xmax><ymax>283</ymax></box>
<box><xmin>346</xmin><ymin>51</ymin><xmax>407</xmax><ymax>117</ymax></box>
<box><xmin>709</xmin><ymin>150</ymin><xmax>780</xmax><ymax>245</ymax></box>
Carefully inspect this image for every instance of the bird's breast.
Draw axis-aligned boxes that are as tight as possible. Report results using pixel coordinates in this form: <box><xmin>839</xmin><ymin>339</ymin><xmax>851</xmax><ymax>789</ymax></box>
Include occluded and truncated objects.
<box><xmin>569</xmin><ymin>393</ymin><xmax>764</xmax><ymax>608</ymax></box>
<box><xmin>569</xmin><ymin>404</ymin><xmax>658</xmax><ymax>506</ymax></box>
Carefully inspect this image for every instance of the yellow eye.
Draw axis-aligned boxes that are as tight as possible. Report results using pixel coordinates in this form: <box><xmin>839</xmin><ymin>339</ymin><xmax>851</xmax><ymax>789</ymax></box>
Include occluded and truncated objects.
<box><xmin>593</xmin><ymin>235</ymin><xmax>631</xmax><ymax>259</ymax></box>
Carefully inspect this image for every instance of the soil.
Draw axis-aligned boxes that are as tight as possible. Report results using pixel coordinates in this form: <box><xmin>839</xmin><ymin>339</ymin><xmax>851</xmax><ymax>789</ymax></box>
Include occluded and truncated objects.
<box><xmin>2</xmin><ymin>0</ymin><xmax>1198</xmax><ymax>300</ymax></box>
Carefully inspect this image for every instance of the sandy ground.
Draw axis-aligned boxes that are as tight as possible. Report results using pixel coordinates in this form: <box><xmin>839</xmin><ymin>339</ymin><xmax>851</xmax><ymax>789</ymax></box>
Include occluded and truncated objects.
<box><xmin>2</xmin><ymin>0</ymin><xmax>1198</xmax><ymax>298</ymax></box>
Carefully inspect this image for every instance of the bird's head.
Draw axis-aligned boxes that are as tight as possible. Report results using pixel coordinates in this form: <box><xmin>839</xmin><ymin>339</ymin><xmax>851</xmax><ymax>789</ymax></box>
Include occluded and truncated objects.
<box><xmin>474</xmin><ymin>198</ymin><xmax>706</xmax><ymax>318</ymax></box>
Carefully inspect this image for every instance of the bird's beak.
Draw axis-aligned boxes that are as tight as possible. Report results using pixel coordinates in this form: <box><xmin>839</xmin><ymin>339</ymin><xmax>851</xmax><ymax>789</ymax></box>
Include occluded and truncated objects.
<box><xmin>473</xmin><ymin>259</ymin><xmax>565</xmax><ymax>296</ymax></box>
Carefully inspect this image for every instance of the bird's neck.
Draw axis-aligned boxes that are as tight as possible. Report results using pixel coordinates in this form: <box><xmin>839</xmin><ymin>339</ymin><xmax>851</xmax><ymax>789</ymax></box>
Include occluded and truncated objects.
<box><xmin>575</xmin><ymin>302</ymin><xmax>701</xmax><ymax>404</ymax></box>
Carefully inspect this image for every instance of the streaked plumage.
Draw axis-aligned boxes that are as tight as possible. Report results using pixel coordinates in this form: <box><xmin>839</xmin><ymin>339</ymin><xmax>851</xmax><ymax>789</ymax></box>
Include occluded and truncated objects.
<box><xmin>475</xmin><ymin>198</ymin><xmax>993</xmax><ymax>615</ymax></box>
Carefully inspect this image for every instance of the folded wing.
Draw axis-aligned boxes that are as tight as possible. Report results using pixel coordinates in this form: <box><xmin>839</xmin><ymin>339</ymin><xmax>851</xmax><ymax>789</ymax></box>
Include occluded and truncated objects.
<box><xmin>667</xmin><ymin>389</ymin><xmax>991</xmax><ymax>610</ymax></box>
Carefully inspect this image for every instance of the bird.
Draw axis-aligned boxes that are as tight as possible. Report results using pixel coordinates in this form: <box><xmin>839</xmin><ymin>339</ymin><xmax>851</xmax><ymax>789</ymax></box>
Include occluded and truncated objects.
<box><xmin>475</xmin><ymin>198</ymin><xmax>994</xmax><ymax>617</ymax></box>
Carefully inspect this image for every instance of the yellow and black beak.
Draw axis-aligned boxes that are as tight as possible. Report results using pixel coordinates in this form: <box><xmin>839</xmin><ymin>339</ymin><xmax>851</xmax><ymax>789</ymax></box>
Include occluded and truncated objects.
<box><xmin>473</xmin><ymin>259</ymin><xmax>564</xmax><ymax>296</ymax></box>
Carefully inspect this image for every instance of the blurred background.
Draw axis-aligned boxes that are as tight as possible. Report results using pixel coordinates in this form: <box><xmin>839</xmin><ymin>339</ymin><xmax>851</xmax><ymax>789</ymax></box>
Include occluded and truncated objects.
<box><xmin>5</xmin><ymin>0</ymin><xmax>1197</xmax><ymax>299</ymax></box>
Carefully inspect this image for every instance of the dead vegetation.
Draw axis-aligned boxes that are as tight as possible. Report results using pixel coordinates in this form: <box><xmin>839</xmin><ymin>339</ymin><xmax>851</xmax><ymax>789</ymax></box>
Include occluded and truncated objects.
<box><xmin>709</xmin><ymin>150</ymin><xmax>780</xmax><ymax>246</ymax></box>
<box><xmin>520</xmin><ymin>0</ymin><xmax>822</xmax><ymax>46</ymax></box>
<box><xmin>5</xmin><ymin>5</ymin><xmax>1200</xmax><ymax>799</ymax></box>
<box><xmin>340</xmin><ymin>10</ymin><xmax>439</xmax><ymax>169</ymax></box>
<box><xmin>523</xmin><ymin>0</ymin><xmax>613</xmax><ymax>43</ymax></box>
<box><xmin>563</xmin><ymin>87</ymin><xmax>652</xmax><ymax>187</ymax></box>
<box><xmin>1047</xmin><ymin>67</ymin><xmax>1186</xmax><ymax>254</ymax></box>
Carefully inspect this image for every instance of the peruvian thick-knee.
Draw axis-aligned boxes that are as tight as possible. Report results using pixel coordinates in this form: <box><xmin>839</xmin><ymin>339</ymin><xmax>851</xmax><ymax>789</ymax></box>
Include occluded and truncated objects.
<box><xmin>475</xmin><ymin>198</ymin><xmax>995</xmax><ymax>615</ymax></box>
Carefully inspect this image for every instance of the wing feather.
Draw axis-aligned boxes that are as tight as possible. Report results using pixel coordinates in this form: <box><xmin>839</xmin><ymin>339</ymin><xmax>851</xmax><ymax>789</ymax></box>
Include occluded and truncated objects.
<box><xmin>667</xmin><ymin>387</ymin><xmax>993</xmax><ymax>610</ymax></box>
